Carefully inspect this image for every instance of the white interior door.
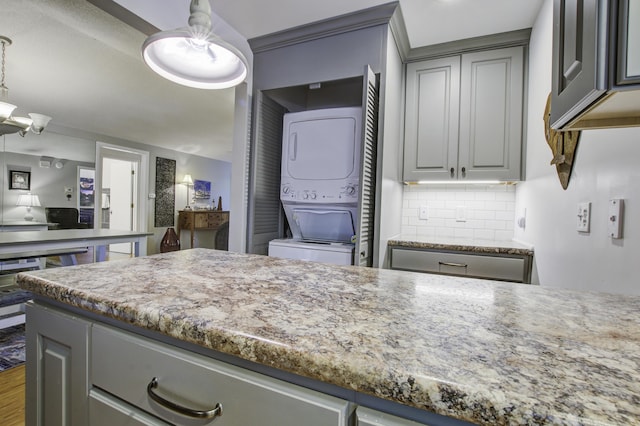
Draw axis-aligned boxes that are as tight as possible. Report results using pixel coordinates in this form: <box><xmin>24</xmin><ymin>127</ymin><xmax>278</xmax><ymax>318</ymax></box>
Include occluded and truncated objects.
<box><xmin>103</xmin><ymin>158</ymin><xmax>136</xmax><ymax>254</ymax></box>
<box><xmin>95</xmin><ymin>143</ymin><xmax>149</xmax><ymax>259</ymax></box>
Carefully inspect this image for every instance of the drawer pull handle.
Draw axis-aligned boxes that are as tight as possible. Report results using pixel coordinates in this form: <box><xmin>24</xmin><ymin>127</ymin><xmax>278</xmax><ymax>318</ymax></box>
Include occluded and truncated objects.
<box><xmin>439</xmin><ymin>261</ymin><xmax>467</xmax><ymax>268</ymax></box>
<box><xmin>147</xmin><ymin>377</ymin><xmax>223</xmax><ymax>419</ymax></box>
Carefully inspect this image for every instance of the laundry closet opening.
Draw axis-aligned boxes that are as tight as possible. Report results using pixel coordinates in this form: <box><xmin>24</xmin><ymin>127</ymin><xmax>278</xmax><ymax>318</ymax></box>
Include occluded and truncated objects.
<box><xmin>247</xmin><ymin>68</ymin><xmax>379</xmax><ymax>267</ymax></box>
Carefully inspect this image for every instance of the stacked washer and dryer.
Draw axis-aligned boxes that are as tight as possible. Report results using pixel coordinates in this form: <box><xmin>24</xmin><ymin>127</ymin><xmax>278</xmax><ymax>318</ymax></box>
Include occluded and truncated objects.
<box><xmin>268</xmin><ymin>107</ymin><xmax>362</xmax><ymax>265</ymax></box>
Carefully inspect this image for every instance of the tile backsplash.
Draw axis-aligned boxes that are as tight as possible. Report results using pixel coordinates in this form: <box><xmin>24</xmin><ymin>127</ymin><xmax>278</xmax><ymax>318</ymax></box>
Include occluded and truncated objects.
<box><xmin>402</xmin><ymin>184</ymin><xmax>516</xmax><ymax>241</ymax></box>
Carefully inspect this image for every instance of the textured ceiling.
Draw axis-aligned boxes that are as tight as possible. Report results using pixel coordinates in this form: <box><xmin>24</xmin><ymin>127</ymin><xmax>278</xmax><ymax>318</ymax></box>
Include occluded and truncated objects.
<box><xmin>1</xmin><ymin>0</ymin><xmax>544</xmax><ymax>163</ymax></box>
<box><xmin>211</xmin><ymin>0</ymin><xmax>544</xmax><ymax>48</ymax></box>
<box><xmin>0</xmin><ymin>0</ymin><xmax>236</xmax><ymax>162</ymax></box>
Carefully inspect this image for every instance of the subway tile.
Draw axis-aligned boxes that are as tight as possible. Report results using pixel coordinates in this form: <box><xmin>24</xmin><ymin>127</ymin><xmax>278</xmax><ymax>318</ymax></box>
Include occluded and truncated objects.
<box><xmin>454</xmin><ymin>228</ymin><xmax>474</xmax><ymax>239</ymax></box>
<box><xmin>495</xmin><ymin>230</ymin><xmax>514</xmax><ymax>240</ymax></box>
<box><xmin>474</xmin><ymin>229</ymin><xmax>495</xmax><ymax>240</ymax></box>
<box><xmin>495</xmin><ymin>211</ymin><xmax>515</xmax><ymax>221</ymax></box>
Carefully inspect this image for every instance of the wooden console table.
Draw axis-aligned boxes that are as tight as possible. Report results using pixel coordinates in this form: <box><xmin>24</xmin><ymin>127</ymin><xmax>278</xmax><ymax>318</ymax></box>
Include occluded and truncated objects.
<box><xmin>177</xmin><ymin>210</ymin><xmax>229</xmax><ymax>249</ymax></box>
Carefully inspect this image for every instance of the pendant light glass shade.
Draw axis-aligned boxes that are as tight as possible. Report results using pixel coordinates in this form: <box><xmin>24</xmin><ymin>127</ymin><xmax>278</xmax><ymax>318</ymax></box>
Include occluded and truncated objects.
<box><xmin>142</xmin><ymin>0</ymin><xmax>247</xmax><ymax>90</ymax></box>
<box><xmin>28</xmin><ymin>113</ymin><xmax>52</xmax><ymax>134</ymax></box>
<box><xmin>0</xmin><ymin>101</ymin><xmax>16</xmax><ymax>120</ymax></box>
<box><xmin>0</xmin><ymin>35</ymin><xmax>52</xmax><ymax>136</ymax></box>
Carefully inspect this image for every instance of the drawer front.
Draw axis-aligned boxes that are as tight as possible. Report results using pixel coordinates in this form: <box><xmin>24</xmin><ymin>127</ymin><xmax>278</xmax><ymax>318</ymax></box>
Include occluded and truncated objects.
<box><xmin>89</xmin><ymin>388</ymin><xmax>171</xmax><ymax>426</ymax></box>
<box><xmin>390</xmin><ymin>248</ymin><xmax>526</xmax><ymax>282</ymax></box>
<box><xmin>194</xmin><ymin>213</ymin><xmax>210</xmax><ymax>228</ymax></box>
<box><xmin>357</xmin><ymin>406</ymin><xmax>429</xmax><ymax>426</ymax></box>
<box><xmin>91</xmin><ymin>325</ymin><xmax>351</xmax><ymax>426</ymax></box>
<box><xmin>179</xmin><ymin>213</ymin><xmax>192</xmax><ymax>229</ymax></box>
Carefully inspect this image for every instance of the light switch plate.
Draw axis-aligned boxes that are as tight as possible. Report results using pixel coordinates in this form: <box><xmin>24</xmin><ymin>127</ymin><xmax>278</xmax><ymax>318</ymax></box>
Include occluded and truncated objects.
<box><xmin>577</xmin><ymin>202</ymin><xmax>591</xmax><ymax>233</ymax></box>
<box><xmin>608</xmin><ymin>199</ymin><xmax>623</xmax><ymax>239</ymax></box>
<box><xmin>456</xmin><ymin>206</ymin><xmax>466</xmax><ymax>222</ymax></box>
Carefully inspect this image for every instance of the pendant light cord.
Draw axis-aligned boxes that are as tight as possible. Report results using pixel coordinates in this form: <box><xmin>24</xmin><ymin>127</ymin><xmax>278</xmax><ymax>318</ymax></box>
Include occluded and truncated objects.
<box><xmin>1</xmin><ymin>39</ymin><xmax>7</xmax><ymax>96</ymax></box>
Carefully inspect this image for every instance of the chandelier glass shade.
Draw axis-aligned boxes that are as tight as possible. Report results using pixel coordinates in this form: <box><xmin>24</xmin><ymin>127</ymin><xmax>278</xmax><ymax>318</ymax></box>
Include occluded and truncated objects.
<box><xmin>0</xmin><ymin>36</ymin><xmax>52</xmax><ymax>136</ymax></box>
<box><xmin>141</xmin><ymin>0</ymin><xmax>247</xmax><ymax>90</ymax></box>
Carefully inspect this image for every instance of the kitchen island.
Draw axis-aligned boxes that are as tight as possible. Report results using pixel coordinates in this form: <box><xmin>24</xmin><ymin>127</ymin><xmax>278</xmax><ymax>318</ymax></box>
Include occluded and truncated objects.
<box><xmin>17</xmin><ymin>249</ymin><xmax>640</xmax><ymax>425</ymax></box>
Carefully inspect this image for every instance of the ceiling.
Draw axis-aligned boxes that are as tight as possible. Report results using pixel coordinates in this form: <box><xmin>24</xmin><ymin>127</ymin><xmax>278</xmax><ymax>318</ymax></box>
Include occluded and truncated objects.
<box><xmin>0</xmin><ymin>0</ymin><xmax>544</xmax><ymax>163</ymax></box>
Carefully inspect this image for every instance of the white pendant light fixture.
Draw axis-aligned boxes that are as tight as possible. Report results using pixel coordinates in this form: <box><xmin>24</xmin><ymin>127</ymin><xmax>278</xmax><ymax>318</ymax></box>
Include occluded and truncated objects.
<box><xmin>142</xmin><ymin>0</ymin><xmax>247</xmax><ymax>90</ymax></box>
<box><xmin>0</xmin><ymin>36</ymin><xmax>52</xmax><ymax>137</ymax></box>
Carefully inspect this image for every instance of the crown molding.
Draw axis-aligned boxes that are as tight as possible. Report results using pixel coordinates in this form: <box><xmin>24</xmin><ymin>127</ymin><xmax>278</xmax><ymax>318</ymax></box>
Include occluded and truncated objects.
<box><xmin>249</xmin><ymin>2</ymin><xmax>400</xmax><ymax>53</ymax></box>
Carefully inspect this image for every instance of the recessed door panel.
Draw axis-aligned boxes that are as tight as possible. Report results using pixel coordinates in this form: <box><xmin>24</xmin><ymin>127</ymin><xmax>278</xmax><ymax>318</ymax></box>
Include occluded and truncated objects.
<box><xmin>403</xmin><ymin>56</ymin><xmax>460</xmax><ymax>181</ymax></box>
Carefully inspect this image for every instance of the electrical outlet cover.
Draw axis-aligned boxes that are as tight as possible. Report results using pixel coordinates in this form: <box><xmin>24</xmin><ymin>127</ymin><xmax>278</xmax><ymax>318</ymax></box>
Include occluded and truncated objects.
<box><xmin>577</xmin><ymin>202</ymin><xmax>591</xmax><ymax>233</ymax></box>
<box><xmin>608</xmin><ymin>199</ymin><xmax>623</xmax><ymax>238</ymax></box>
<box><xmin>419</xmin><ymin>205</ymin><xmax>429</xmax><ymax>220</ymax></box>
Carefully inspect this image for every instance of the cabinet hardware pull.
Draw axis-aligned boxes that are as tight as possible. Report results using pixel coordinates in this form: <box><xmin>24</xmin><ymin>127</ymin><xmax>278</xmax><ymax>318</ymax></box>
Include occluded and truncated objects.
<box><xmin>147</xmin><ymin>377</ymin><xmax>223</xmax><ymax>419</ymax></box>
<box><xmin>438</xmin><ymin>261</ymin><xmax>467</xmax><ymax>268</ymax></box>
<box><xmin>450</xmin><ymin>167</ymin><xmax>455</xmax><ymax>177</ymax></box>
<box><xmin>461</xmin><ymin>167</ymin><xmax>466</xmax><ymax>178</ymax></box>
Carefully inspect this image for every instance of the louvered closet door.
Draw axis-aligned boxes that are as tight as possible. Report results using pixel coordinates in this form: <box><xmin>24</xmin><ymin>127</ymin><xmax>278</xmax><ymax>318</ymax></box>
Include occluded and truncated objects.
<box><xmin>355</xmin><ymin>66</ymin><xmax>379</xmax><ymax>267</ymax></box>
<box><xmin>247</xmin><ymin>92</ymin><xmax>286</xmax><ymax>255</ymax></box>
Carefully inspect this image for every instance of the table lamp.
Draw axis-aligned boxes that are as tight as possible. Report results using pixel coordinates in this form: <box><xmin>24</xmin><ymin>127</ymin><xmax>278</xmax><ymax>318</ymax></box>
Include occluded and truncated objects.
<box><xmin>182</xmin><ymin>174</ymin><xmax>193</xmax><ymax>210</ymax></box>
<box><xmin>16</xmin><ymin>193</ymin><xmax>41</xmax><ymax>221</ymax></box>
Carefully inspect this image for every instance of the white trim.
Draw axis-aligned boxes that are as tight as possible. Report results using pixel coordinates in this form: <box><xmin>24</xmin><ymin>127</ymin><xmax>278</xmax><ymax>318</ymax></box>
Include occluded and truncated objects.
<box><xmin>95</xmin><ymin>142</ymin><xmax>149</xmax><ymax>238</ymax></box>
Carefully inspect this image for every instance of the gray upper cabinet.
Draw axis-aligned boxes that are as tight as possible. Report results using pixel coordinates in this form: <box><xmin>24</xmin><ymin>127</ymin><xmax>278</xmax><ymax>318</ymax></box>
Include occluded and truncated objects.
<box><xmin>404</xmin><ymin>46</ymin><xmax>524</xmax><ymax>182</ymax></box>
<box><xmin>618</xmin><ymin>0</ymin><xmax>640</xmax><ymax>84</ymax></box>
<box><xmin>404</xmin><ymin>57</ymin><xmax>461</xmax><ymax>181</ymax></box>
<box><xmin>551</xmin><ymin>0</ymin><xmax>640</xmax><ymax>130</ymax></box>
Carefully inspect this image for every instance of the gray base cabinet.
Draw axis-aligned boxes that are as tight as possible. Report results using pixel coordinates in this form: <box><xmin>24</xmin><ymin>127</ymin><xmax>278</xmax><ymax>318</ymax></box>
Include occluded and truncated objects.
<box><xmin>26</xmin><ymin>301</ymin><xmax>474</xmax><ymax>426</ymax></box>
<box><xmin>25</xmin><ymin>302</ymin><xmax>353</xmax><ymax>426</ymax></box>
<box><xmin>25</xmin><ymin>302</ymin><xmax>90</xmax><ymax>426</ymax></box>
<box><xmin>403</xmin><ymin>46</ymin><xmax>524</xmax><ymax>182</ymax></box>
<box><xmin>390</xmin><ymin>248</ymin><xmax>532</xmax><ymax>283</ymax></box>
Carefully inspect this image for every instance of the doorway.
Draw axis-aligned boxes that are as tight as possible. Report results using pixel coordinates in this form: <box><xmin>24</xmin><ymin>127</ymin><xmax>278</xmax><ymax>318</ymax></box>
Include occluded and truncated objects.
<box><xmin>95</xmin><ymin>143</ymin><xmax>149</xmax><ymax>257</ymax></box>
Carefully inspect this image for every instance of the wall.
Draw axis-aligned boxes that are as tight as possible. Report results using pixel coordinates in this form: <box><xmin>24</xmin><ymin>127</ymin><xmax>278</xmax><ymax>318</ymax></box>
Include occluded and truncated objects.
<box><xmin>124</xmin><ymin>139</ymin><xmax>232</xmax><ymax>254</ymax></box>
<box><xmin>375</xmin><ymin>22</ymin><xmax>405</xmax><ymax>268</ymax></box>
<box><xmin>402</xmin><ymin>184</ymin><xmax>516</xmax><ymax>240</ymax></box>
<box><xmin>514</xmin><ymin>0</ymin><xmax>640</xmax><ymax>295</ymax></box>
<box><xmin>1</xmin><ymin>127</ymin><xmax>232</xmax><ymax>256</ymax></box>
<box><xmin>2</xmin><ymin>152</ymin><xmax>93</xmax><ymax>222</ymax></box>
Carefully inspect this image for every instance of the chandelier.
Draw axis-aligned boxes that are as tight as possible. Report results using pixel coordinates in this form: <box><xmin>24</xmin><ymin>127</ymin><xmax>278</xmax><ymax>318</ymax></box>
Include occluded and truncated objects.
<box><xmin>0</xmin><ymin>36</ymin><xmax>52</xmax><ymax>137</ymax></box>
<box><xmin>141</xmin><ymin>0</ymin><xmax>247</xmax><ymax>90</ymax></box>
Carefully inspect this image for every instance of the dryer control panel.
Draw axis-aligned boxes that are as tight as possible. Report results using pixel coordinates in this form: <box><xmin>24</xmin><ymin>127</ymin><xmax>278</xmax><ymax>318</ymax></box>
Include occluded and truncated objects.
<box><xmin>280</xmin><ymin>179</ymin><xmax>360</xmax><ymax>203</ymax></box>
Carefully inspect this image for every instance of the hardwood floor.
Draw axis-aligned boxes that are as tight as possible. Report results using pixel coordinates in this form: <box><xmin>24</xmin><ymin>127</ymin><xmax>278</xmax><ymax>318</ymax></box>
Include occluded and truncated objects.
<box><xmin>0</xmin><ymin>365</ymin><xmax>25</xmax><ymax>426</ymax></box>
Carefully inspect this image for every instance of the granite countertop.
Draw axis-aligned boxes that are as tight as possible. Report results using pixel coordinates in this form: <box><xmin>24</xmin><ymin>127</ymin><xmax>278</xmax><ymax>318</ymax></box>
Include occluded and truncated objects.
<box><xmin>388</xmin><ymin>235</ymin><xmax>534</xmax><ymax>256</ymax></box>
<box><xmin>17</xmin><ymin>249</ymin><xmax>639</xmax><ymax>425</ymax></box>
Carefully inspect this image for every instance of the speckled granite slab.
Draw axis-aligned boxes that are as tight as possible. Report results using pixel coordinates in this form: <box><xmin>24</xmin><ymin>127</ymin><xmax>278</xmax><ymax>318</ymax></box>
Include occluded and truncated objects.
<box><xmin>17</xmin><ymin>249</ymin><xmax>639</xmax><ymax>425</ymax></box>
<box><xmin>388</xmin><ymin>235</ymin><xmax>534</xmax><ymax>256</ymax></box>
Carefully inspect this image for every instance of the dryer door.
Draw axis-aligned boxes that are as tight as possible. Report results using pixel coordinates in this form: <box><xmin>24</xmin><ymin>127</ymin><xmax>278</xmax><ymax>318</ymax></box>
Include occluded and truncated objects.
<box><xmin>292</xmin><ymin>209</ymin><xmax>355</xmax><ymax>243</ymax></box>
<box><xmin>285</xmin><ymin>114</ymin><xmax>359</xmax><ymax>181</ymax></box>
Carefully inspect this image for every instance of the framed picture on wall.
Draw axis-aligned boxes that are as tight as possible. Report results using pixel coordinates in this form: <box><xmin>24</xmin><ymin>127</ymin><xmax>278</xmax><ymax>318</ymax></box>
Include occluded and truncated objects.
<box><xmin>193</xmin><ymin>179</ymin><xmax>211</xmax><ymax>199</ymax></box>
<box><xmin>9</xmin><ymin>170</ymin><xmax>31</xmax><ymax>190</ymax></box>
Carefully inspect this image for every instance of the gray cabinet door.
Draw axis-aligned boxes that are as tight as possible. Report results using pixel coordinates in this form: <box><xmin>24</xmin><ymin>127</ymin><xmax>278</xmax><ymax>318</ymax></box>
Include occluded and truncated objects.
<box><xmin>355</xmin><ymin>65</ymin><xmax>379</xmax><ymax>267</ymax></box>
<box><xmin>25</xmin><ymin>302</ymin><xmax>91</xmax><ymax>426</ymax></box>
<box><xmin>458</xmin><ymin>46</ymin><xmax>524</xmax><ymax>181</ymax></box>
<box><xmin>403</xmin><ymin>56</ymin><xmax>461</xmax><ymax>182</ymax></box>
<box><xmin>550</xmin><ymin>0</ymin><xmax>608</xmax><ymax>128</ymax></box>
<box><xmin>618</xmin><ymin>0</ymin><xmax>640</xmax><ymax>84</ymax></box>
<box><xmin>247</xmin><ymin>92</ymin><xmax>287</xmax><ymax>255</ymax></box>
